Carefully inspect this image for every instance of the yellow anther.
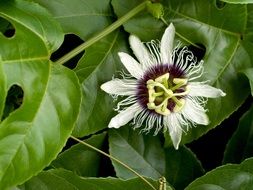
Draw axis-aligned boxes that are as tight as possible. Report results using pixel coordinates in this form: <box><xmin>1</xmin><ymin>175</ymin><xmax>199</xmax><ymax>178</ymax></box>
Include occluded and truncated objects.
<box><xmin>173</xmin><ymin>78</ymin><xmax>188</xmax><ymax>85</ymax></box>
<box><xmin>147</xmin><ymin>102</ymin><xmax>156</xmax><ymax>110</ymax></box>
<box><xmin>171</xmin><ymin>78</ymin><xmax>188</xmax><ymax>91</ymax></box>
<box><xmin>147</xmin><ymin>79</ymin><xmax>154</xmax><ymax>84</ymax></box>
<box><xmin>148</xmin><ymin>88</ymin><xmax>156</xmax><ymax>103</ymax></box>
<box><xmin>173</xmin><ymin>85</ymin><xmax>191</xmax><ymax>96</ymax></box>
<box><xmin>155</xmin><ymin>73</ymin><xmax>169</xmax><ymax>83</ymax></box>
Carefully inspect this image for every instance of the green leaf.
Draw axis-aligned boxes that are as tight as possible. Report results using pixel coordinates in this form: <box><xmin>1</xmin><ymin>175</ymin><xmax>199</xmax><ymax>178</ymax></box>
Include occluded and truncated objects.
<box><xmin>51</xmin><ymin>132</ymin><xmax>106</xmax><ymax>177</ymax></box>
<box><xmin>220</xmin><ymin>0</ymin><xmax>253</xmax><ymax>4</ymax></box>
<box><xmin>113</xmin><ymin>0</ymin><xmax>251</xmax><ymax>145</ymax></box>
<box><xmin>0</xmin><ymin>17</ymin><xmax>11</xmax><ymax>34</ymax></box>
<box><xmin>33</xmin><ymin>0</ymin><xmax>114</xmax><ymax>40</ymax></box>
<box><xmin>185</xmin><ymin>158</ymin><xmax>253</xmax><ymax>190</ymax></box>
<box><xmin>223</xmin><ymin>105</ymin><xmax>253</xmax><ymax>164</ymax></box>
<box><xmin>242</xmin><ymin>68</ymin><xmax>253</xmax><ymax>96</ymax></box>
<box><xmin>245</xmin><ymin>5</ymin><xmax>253</xmax><ymax>42</ymax></box>
<box><xmin>165</xmin><ymin>146</ymin><xmax>204</xmax><ymax>190</ymax></box>
<box><xmin>73</xmin><ymin>30</ymin><xmax>128</xmax><ymax>137</ymax></box>
<box><xmin>241</xmin><ymin>6</ymin><xmax>253</xmax><ymax>89</ymax></box>
<box><xmin>21</xmin><ymin>168</ymin><xmax>170</xmax><ymax>190</ymax></box>
<box><xmin>108</xmin><ymin>125</ymin><xmax>165</xmax><ymax>179</ymax></box>
<box><xmin>0</xmin><ymin>0</ymin><xmax>81</xmax><ymax>188</ymax></box>
<box><xmin>112</xmin><ymin>0</ymin><xmax>165</xmax><ymax>41</ymax></box>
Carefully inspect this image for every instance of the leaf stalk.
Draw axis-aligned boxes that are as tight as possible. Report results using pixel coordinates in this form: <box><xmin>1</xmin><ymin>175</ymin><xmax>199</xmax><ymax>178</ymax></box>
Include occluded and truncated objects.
<box><xmin>70</xmin><ymin>135</ymin><xmax>157</xmax><ymax>190</ymax></box>
<box><xmin>56</xmin><ymin>1</ymin><xmax>151</xmax><ymax>65</ymax></box>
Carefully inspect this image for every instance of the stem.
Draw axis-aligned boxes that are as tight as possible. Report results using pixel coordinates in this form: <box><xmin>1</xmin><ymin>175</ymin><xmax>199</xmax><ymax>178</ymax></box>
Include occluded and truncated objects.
<box><xmin>56</xmin><ymin>1</ymin><xmax>150</xmax><ymax>65</ymax></box>
<box><xmin>160</xmin><ymin>17</ymin><xmax>203</xmax><ymax>49</ymax></box>
<box><xmin>70</xmin><ymin>135</ymin><xmax>157</xmax><ymax>190</ymax></box>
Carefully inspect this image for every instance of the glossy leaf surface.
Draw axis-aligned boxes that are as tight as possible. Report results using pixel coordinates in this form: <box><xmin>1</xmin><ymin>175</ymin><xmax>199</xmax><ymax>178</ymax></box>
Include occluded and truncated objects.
<box><xmin>220</xmin><ymin>0</ymin><xmax>253</xmax><ymax>3</ymax></box>
<box><xmin>33</xmin><ymin>0</ymin><xmax>114</xmax><ymax>40</ymax></box>
<box><xmin>111</xmin><ymin>0</ymin><xmax>165</xmax><ymax>41</ymax></box>
<box><xmin>73</xmin><ymin>30</ymin><xmax>128</xmax><ymax>137</ymax></box>
<box><xmin>21</xmin><ymin>169</ymin><xmax>173</xmax><ymax>190</ymax></box>
<box><xmin>186</xmin><ymin>158</ymin><xmax>253</xmax><ymax>190</ymax></box>
<box><xmin>52</xmin><ymin>132</ymin><xmax>106</xmax><ymax>177</ymax></box>
<box><xmin>165</xmin><ymin>146</ymin><xmax>204</xmax><ymax>190</ymax></box>
<box><xmin>109</xmin><ymin>126</ymin><xmax>165</xmax><ymax>179</ymax></box>
<box><xmin>0</xmin><ymin>0</ymin><xmax>81</xmax><ymax>188</ymax></box>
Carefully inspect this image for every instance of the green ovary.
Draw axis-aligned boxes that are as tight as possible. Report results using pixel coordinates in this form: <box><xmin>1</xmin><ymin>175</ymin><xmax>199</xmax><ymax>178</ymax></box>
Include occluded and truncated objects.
<box><xmin>146</xmin><ymin>73</ymin><xmax>190</xmax><ymax>116</ymax></box>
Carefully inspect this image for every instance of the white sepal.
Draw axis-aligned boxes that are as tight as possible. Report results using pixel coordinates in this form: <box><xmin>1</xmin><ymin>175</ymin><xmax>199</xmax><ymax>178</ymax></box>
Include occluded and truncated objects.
<box><xmin>118</xmin><ymin>52</ymin><xmax>144</xmax><ymax>79</ymax></box>
<box><xmin>108</xmin><ymin>103</ymin><xmax>142</xmax><ymax>128</ymax></box>
<box><xmin>101</xmin><ymin>79</ymin><xmax>137</xmax><ymax>96</ymax></box>
<box><xmin>164</xmin><ymin>113</ymin><xmax>182</xmax><ymax>150</ymax></box>
<box><xmin>182</xmin><ymin>98</ymin><xmax>209</xmax><ymax>125</ymax></box>
<box><xmin>188</xmin><ymin>82</ymin><xmax>226</xmax><ymax>98</ymax></box>
<box><xmin>129</xmin><ymin>35</ymin><xmax>153</xmax><ymax>69</ymax></box>
<box><xmin>160</xmin><ymin>23</ymin><xmax>175</xmax><ymax>65</ymax></box>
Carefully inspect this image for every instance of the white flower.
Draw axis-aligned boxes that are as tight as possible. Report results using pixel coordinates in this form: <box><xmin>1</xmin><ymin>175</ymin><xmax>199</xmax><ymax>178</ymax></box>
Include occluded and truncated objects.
<box><xmin>101</xmin><ymin>23</ymin><xmax>226</xmax><ymax>149</ymax></box>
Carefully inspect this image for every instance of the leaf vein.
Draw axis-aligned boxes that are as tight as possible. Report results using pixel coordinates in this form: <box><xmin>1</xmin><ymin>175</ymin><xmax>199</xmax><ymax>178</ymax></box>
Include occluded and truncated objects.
<box><xmin>212</xmin><ymin>38</ymin><xmax>240</xmax><ymax>85</ymax></box>
<box><xmin>55</xmin><ymin>13</ymin><xmax>114</xmax><ymax>19</ymax></box>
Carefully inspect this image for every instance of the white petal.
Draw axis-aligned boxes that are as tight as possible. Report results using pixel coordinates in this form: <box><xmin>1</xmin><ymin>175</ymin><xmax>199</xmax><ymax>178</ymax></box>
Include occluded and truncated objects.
<box><xmin>129</xmin><ymin>35</ymin><xmax>152</xmax><ymax>69</ymax></box>
<box><xmin>118</xmin><ymin>52</ymin><xmax>144</xmax><ymax>79</ymax></box>
<box><xmin>101</xmin><ymin>79</ymin><xmax>137</xmax><ymax>96</ymax></box>
<box><xmin>188</xmin><ymin>82</ymin><xmax>226</xmax><ymax>98</ymax></box>
<box><xmin>182</xmin><ymin>98</ymin><xmax>209</xmax><ymax>125</ymax></box>
<box><xmin>160</xmin><ymin>23</ymin><xmax>175</xmax><ymax>64</ymax></box>
<box><xmin>164</xmin><ymin>114</ymin><xmax>182</xmax><ymax>150</ymax></box>
<box><xmin>108</xmin><ymin>103</ymin><xmax>142</xmax><ymax>128</ymax></box>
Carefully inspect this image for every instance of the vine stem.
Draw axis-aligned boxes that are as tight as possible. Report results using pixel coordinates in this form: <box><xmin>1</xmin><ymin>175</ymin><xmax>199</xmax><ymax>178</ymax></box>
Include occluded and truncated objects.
<box><xmin>55</xmin><ymin>1</ymin><xmax>150</xmax><ymax>65</ymax></box>
<box><xmin>70</xmin><ymin>135</ymin><xmax>157</xmax><ymax>190</ymax></box>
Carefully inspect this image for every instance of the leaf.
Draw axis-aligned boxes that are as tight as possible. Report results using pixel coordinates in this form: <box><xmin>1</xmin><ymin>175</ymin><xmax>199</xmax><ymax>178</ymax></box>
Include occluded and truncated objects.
<box><xmin>73</xmin><ymin>30</ymin><xmax>128</xmax><ymax>137</ymax></box>
<box><xmin>165</xmin><ymin>146</ymin><xmax>204</xmax><ymax>190</ymax></box>
<box><xmin>245</xmin><ymin>5</ymin><xmax>253</xmax><ymax>42</ymax></box>
<box><xmin>21</xmin><ymin>168</ymin><xmax>172</xmax><ymax>190</ymax></box>
<box><xmin>220</xmin><ymin>0</ymin><xmax>253</xmax><ymax>4</ymax></box>
<box><xmin>51</xmin><ymin>132</ymin><xmax>106</xmax><ymax>177</ymax></box>
<box><xmin>0</xmin><ymin>17</ymin><xmax>11</xmax><ymax>34</ymax></box>
<box><xmin>108</xmin><ymin>125</ymin><xmax>165</xmax><ymax>179</ymax></box>
<box><xmin>111</xmin><ymin>0</ymin><xmax>165</xmax><ymax>41</ymax></box>
<box><xmin>112</xmin><ymin>0</ymin><xmax>252</xmax><ymax>145</ymax></box>
<box><xmin>185</xmin><ymin>158</ymin><xmax>253</xmax><ymax>190</ymax></box>
<box><xmin>223</xmin><ymin>105</ymin><xmax>253</xmax><ymax>164</ymax></box>
<box><xmin>241</xmin><ymin>7</ymin><xmax>253</xmax><ymax>89</ymax></box>
<box><xmin>243</xmin><ymin>68</ymin><xmax>253</xmax><ymax>96</ymax></box>
<box><xmin>33</xmin><ymin>0</ymin><xmax>114</xmax><ymax>40</ymax></box>
<box><xmin>0</xmin><ymin>0</ymin><xmax>81</xmax><ymax>188</ymax></box>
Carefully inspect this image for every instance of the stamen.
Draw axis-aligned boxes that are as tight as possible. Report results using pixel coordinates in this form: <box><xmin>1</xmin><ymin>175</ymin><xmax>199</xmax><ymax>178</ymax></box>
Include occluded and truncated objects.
<box><xmin>146</xmin><ymin>73</ymin><xmax>190</xmax><ymax>115</ymax></box>
<box><xmin>171</xmin><ymin>78</ymin><xmax>187</xmax><ymax>91</ymax></box>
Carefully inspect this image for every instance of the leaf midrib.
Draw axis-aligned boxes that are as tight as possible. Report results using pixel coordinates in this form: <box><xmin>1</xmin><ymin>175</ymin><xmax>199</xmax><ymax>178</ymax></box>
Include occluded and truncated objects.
<box><xmin>167</xmin><ymin>7</ymin><xmax>241</xmax><ymax>37</ymax></box>
<box><xmin>2</xmin><ymin>56</ymin><xmax>49</xmax><ymax>63</ymax></box>
<box><xmin>0</xmin><ymin>63</ymin><xmax>51</xmax><ymax>185</ymax></box>
<box><xmin>213</xmin><ymin>38</ymin><xmax>240</xmax><ymax>85</ymax></box>
<box><xmin>112</xmin><ymin>131</ymin><xmax>163</xmax><ymax>178</ymax></box>
<box><xmin>165</xmin><ymin>5</ymin><xmax>242</xmax><ymax>85</ymax></box>
<box><xmin>55</xmin><ymin>13</ymin><xmax>114</xmax><ymax>19</ymax></box>
<box><xmin>77</xmin><ymin>30</ymin><xmax>120</xmax><ymax>134</ymax></box>
<box><xmin>0</xmin><ymin>12</ymin><xmax>50</xmax><ymax>57</ymax></box>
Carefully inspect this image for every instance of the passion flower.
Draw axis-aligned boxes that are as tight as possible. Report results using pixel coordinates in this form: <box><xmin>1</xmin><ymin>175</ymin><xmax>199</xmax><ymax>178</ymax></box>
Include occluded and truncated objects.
<box><xmin>101</xmin><ymin>23</ymin><xmax>225</xmax><ymax>149</ymax></box>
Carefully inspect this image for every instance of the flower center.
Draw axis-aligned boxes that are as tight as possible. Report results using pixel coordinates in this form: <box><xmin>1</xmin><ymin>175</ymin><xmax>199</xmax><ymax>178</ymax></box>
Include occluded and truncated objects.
<box><xmin>146</xmin><ymin>73</ymin><xmax>190</xmax><ymax>116</ymax></box>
